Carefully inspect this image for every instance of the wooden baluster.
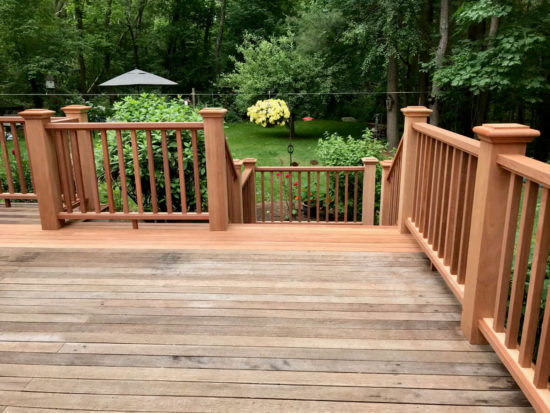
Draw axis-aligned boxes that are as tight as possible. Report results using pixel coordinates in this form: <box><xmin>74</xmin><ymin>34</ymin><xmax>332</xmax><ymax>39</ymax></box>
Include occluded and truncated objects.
<box><xmin>353</xmin><ymin>171</ymin><xmax>359</xmax><ymax>223</ymax></box>
<box><xmin>379</xmin><ymin>161</ymin><xmax>391</xmax><ymax>225</ymax></box>
<box><xmin>19</xmin><ymin>109</ymin><xmax>64</xmax><ymax>229</ymax></box>
<box><xmin>175</xmin><ymin>130</ymin><xmax>188</xmax><ymax>213</ymax></box>
<box><xmin>242</xmin><ymin>158</ymin><xmax>257</xmax><ymax>223</ymax></box>
<box><xmin>261</xmin><ymin>171</ymin><xmax>265</xmax><ymax>222</ymax></box>
<box><xmin>362</xmin><ymin>157</ymin><xmax>377</xmax><ymax>225</ymax></box>
<box><xmin>325</xmin><ymin>171</ymin><xmax>330</xmax><ymax>222</ymax></box>
<box><xmin>55</xmin><ymin>131</ymin><xmax>73</xmax><ymax>213</ymax></box>
<box><xmin>86</xmin><ymin>131</ymin><xmax>101</xmax><ymax>213</ymax></box>
<box><xmin>297</xmin><ymin>172</ymin><xmax>302</xmax><ymax>222</ymax></box>
<box><xmin>449</xmin><ymin>151</ymin><xmax>467</xmax><ymax>273</ymax></box>
<box><xmin>130</xmin><ymin>130</ymin><xmax>144</xmax><ymax>214</ymax></box>
<box><xmin>316</xmin><ymin>171</ymin><xmax>320</xmax><ymax>222</ymax></box>
<box><xmin>62</xmin><ymin>131</ymin><xmax>75</xmax><ymax>206</ymax></box>
<box><xmin>100</xmin><ymin>130</ymin><xmax>115</xmax><ymax>213</ymax></box>
<box><xmin>145</xmin><ymin>130</ymin><xmax>158</xmax><ymax>214</ymax></box>
<box><xmin>191</xmin><ymin>130</ymin><xmax>202</xmax><ymax>213</ymax></box>
<box><xmin>505</xmin><ymin>180</ymin><xmax>539</xmax><ymax>348</ymax></box>
<box><xmin>307</xmin><ymin>171</ymin><xmax>311</xmax><ymax>222</ymax></box>
<box><xmin>420</xmin><ymin>137</ymin><xmax>434</xmax><ymax>234</ymax></box>
<box><xmin>437</xmin><ymin>145</ymin><xmax>452</xmax><ymax>256</ymax></box>
<box><xmin>115</xmin><ymin>130</ymin><xmax>129</xmax><ymax>214</ymax></box>
<box><xmin>412</xmin><ymin>133</ymin><xmax>425</xmax><ymax>222</ymax></box>
<box><xmin>279</xmin><ymin>172</ymin><xmax>283</xmax><ymax>223</ymax></box>
<box><xmin>344</xmin><ymin>172</ymin><xmax>349</xmax><ymax>223</ymax></box>
<box><xmin>270</xmin><ymin>172</ymin><xmax>274</xmax><ymax>222</ymax></box>
<box><xmin>288</xmin><ymin>171</ymin><xmax>293</xmax><ymax>223</ymax></box>
<box><xmin>70</xmin><ymin>130</ymin><xmax>87</xmax><ymax>214</ymax></box>
<box><xmin>457</xmin><ymin>155</ymin><xmax>476</xmax><ymax>283</ymax></box>
<box><xmin>9</xmin><ymin>123</ymin><xmax>27</xmax><ymax>194</ymax></box>
<box><xmin>461</xmin><ymin>123</ymin><xmax>539</xmax><ymax>343</ymax></box>
<box><xmin>428</xmin><ymin>141</ymin><xmax>442</xmax><ymax>245</ymax></box>
<box><xmin>518</xmin><ymin>187</ymin><xmax>550</xmax><ymax>366</ymax></box>
<box><xmin>334</xmin><ymin>172</ymin><xmax>339</xmax><ymax>222</ymax></box>
<box><xmin>0</xmin><ymin>123</ymin><xmax>14</xmax><ymax>194</ymax></box>
<box><xmin>160</xmin><ymin>130</ymin><xmax>173</xmax><ymax>214</ymax></box>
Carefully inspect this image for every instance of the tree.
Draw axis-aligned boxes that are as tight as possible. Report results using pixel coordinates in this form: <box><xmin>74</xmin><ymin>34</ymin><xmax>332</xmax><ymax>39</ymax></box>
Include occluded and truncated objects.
<box><xmin>429</xmin><ymin>0</ymin><xmax>449</xmax><ymax>126</ymax></box>
<box><xmin>220</xmin><ymin>33</ymin><xmax>333</xmax><ymax>137</ymax></box>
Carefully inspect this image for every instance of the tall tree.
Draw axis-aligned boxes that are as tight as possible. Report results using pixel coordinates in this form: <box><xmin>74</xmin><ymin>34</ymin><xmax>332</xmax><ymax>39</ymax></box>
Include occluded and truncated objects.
<box><xmin>429</xmin><ymin>0</ymin><xmax>449</xmax><ymax>126</ymax></box>
<box><xmin>215</xmin><ymin>0</ymin><xmax>227</xmax><ymax>75</ymax></box>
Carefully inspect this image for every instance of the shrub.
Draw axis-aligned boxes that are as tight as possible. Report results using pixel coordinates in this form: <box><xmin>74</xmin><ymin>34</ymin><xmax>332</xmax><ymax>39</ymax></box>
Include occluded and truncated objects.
<box><xmin>315</xmin><ymin>129</ymin><xmax>387</xmax><ymax>223</ymax></box>
<box><xmin>99</xmin><ymin>94</ymin><xmax>207</xmax><ymax>212</ymax></box>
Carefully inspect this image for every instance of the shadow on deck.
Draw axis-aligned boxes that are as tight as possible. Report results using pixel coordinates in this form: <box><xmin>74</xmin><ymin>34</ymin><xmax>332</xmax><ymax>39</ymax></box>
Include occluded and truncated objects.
<box><xmin>0</xmin><ymin>204</ymin><xmax>533</xmax><ymax>412</ymax></box>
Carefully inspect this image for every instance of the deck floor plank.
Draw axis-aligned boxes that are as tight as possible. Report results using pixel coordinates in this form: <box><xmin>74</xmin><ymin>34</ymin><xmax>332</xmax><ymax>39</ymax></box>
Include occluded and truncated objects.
<box><xmin>0</xmin><ymin>205</ymin><xmax>533</xmax><ymax>411</ymax></box>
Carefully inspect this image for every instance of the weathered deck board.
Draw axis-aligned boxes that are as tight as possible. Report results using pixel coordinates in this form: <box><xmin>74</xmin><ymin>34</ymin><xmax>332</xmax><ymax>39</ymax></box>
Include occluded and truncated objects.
<box><xmin>0</xmin><ymin>205</ymin><xmax>533</xmax><ymax>411</ymax></box>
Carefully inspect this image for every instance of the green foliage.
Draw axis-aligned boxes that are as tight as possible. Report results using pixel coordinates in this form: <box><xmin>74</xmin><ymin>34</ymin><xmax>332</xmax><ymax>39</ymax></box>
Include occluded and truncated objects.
<box><xmin>220</xmin><ymin>33</ymin><xmax>334</xmax><ymax>118</ymax></box>
<box><xmin>102</xmin><ymin>94</ymin><xmax>206</xmax><ymax>212</ymax></box>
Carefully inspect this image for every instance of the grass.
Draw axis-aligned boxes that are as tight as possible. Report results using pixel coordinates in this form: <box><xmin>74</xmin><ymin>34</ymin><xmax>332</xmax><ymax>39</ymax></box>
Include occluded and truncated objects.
<box><xmin>224</xmin><ymin>120</ymin><xmax>367</xmax><ymax>166</ymax></box>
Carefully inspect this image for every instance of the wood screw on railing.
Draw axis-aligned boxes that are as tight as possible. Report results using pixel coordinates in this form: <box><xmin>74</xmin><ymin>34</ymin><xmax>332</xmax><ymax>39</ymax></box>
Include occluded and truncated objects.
<box><xmin>199</xmin><ymin>108</ymin><xmax>229</xmax><ymax>231</ymax></box>
<box><xmin>461</xmin><ymin>123</ymin><xmax>540</xmax><ymax>344</ymax></box>
<box><xmin>18</xmin><ymin>109</ymin><xmax>64</xmax><ymax>230</ymax></box>
<box><xmin>397</xmin><ymin>106</ymin><xmax>433</xmax><ymax>233</ymax></box>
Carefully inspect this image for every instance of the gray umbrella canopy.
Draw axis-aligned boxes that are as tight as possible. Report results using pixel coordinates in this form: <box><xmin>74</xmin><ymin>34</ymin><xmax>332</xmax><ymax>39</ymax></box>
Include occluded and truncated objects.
<box><xmin>99</xmin><ymin>69</ymin><xmax>178</xmax><ymax>87</ymax></box>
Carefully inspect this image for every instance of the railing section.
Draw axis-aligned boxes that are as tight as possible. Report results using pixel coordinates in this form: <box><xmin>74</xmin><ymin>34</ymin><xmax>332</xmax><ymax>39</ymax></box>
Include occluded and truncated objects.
<box><xmin>254</xmin><ymin>158</ymin><xmax>377</xmax><ymax>224</ymax></box>
<box><xmin>404</xmin><ymin>122</ymin><xmax>480</xmax><ymax>302</ymax></box>
<box><xmin>45</xmin><ymin>121</ymin><xmax>209</xmax><ymax>223</ymax></box>
<box><xmin>380</xmin><ymin>140</ymin><xmax>402</xmax><ymax>225</ymax></box>
<box><xmin>0</xmin><ymin>116</ymin><xmax>36</xmax><ymax>204</ymax></box>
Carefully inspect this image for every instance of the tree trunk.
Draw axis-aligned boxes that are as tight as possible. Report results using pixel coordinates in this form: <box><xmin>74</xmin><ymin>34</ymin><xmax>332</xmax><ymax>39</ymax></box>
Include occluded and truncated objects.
<box><xmin>215</xmin><ymin>0</ymin><xmax>227</xmax><ymax>75</ymax></box>
<box><xmin>386</xmin><ymin>56</ymin><xmax>399</xmax><ymax>149</ymax></box>
<box><xmin>287</xmin><ymin>114</ymin><xmax>296</xmax><ymax>139</ymax></box>
<box><xmin>75</xmin><ymin>0</ymin><xmax>87</xmax><ymax>93</ymax></box>
<box><xmin>474</xmin><ymin>16</ymin><xmax>499</xmax><ymax>126</ymax></box>
<box><xmin>418</xmin><ymin>0</ymin><xmax>433</xmax><ymax>106</ymax></box>
<box><xmin>429</xmin><ymin>0</ymin><xmax>449</xmax><ymax>126</ymax></box>
<box><xmin>534</xmin><ymin>93</ymin><xmax>550</xmax><ymax>162</ymax></box>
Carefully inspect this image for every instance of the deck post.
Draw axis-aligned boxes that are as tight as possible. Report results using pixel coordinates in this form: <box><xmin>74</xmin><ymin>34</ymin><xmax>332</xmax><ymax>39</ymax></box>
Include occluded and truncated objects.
<box><xmin>361</xmin><ymin>157</ymin><xmax>378</xmax><ymax>225</ymax></box>
<box><xmin>397</xmin><ymin>106</ymin><xmax>432</xmax><ymax>233</ymax></box>
<box><xmin>242</xmin><ymin>158</ymin><xmax>257</xmax><ymax>223</ymax></box>
<box><xmin>199</xmin><ymin>108</ymin><xmax>229</xmax><ymax>231</ymax></box>
<box><xmin>461</xmin><ymin>123</ymin><xmax>539</xmax><ymax>344</ymax></box>
<box><xmin>61</xmin><ymin>105</ymin><xmax>94</xmax><ymax>211</ymax></box>
<box><xmin>228</xmin><ymin>159</ymin><xmax>244</xmax><ymax>223</ymax></box>
<box><xmin>379</xmin><ymin>160</ymin><xmax>393</xmax><ymax>225</ymax></box>
<box><xmin>19</xmin><ymin>109</ymin><xmax>64</xmax><ymax>230</ymax></box>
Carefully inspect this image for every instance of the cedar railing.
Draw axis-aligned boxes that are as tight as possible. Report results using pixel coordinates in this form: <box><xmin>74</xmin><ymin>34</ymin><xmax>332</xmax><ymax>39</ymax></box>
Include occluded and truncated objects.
<box><xmin>0</xmin><ymin>116</ymin><xmax>36</xmax><ymax>205</ymax></box>
<box><xmin>253</xmin><ymin>157</ymin><xmax>377</xmax><ymax>224</ymax></box>
<box><xmin>19</xmin><ymin>106</ymin><xmax>230</xmax><ymax>231</ymax></box>
<box><xmin>394</xmin><ymin>106</ymin><xmax>549</xmax><ymax>411</ymax></box>
<box><xmin>379</xmin><ymin>140</ymin><xmax>402</xmax><ymax>225</ymax></box>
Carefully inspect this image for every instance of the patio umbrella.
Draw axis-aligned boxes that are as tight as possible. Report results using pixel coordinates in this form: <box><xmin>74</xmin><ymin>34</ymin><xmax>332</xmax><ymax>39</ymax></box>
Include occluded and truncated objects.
<box><xmin>99</xmin><ymin>69</ymin><xmax>178</xmax><ymax>87</ymax></box>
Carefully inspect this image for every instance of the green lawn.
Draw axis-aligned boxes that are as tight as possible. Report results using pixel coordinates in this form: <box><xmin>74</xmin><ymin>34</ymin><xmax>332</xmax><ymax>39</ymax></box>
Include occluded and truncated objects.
<box><xmin>224</xmin><ymin>120</ymin><xmax>367</xmax><ymax>166</ymax></box>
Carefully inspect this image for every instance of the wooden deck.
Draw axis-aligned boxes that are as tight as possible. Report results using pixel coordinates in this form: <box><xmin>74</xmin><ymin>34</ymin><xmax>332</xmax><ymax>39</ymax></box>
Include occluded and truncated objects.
<box><xmin>0</xmin><ymin>205</ymin><xmax>533</xmax><ymax>411</ymax></box>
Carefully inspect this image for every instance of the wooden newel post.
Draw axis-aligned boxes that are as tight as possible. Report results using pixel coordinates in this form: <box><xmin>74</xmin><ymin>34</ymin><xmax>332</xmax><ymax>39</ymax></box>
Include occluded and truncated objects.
<box><xmin>379</xmin><ymin>160</ymin><xmax>393</xmax><ymax>225</ymax></box>
<box><xmin>19</xmin><ymin>109</ymin><xmax>64</xmax><ymax>230</ymax></box>
<box><xmin>242</xmin><ymin>158</ymin><xmax>257</xmax><ymax>223</ymax></box>
<box><xmin>461</xmin><ymin>123</ymin><xmax>539</xmax><ymax>344</ymax></box>
<box><xmin>361</xmin><ymin>157</ymin><xmax>378</xmax><ymax>225</ymax></box>
<box><xmin>397</xmin><ymin>106</ymin><xmax>432</xmax><ymax>233</ymax></box>
<box><xmin>61</xmin><ymin>105</ymin><xmax>93</xmax><ymax>211</ymax></box>
<box><xmin>199</xmin><ymin>108</ymin><xmax>229</xmax><ymax>231</ymax></box>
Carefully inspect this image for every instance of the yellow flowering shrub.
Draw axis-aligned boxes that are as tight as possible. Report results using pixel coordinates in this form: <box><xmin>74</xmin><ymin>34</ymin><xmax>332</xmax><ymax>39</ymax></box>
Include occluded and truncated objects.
<box><xmin>247</xmin><ymin>99</ymin><xmax>290</xmax><ymax>127</ymax></box>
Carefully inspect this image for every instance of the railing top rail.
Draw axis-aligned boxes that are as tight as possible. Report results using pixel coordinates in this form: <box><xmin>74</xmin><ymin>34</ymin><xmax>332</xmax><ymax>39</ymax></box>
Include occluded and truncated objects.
<box><xmin>45</xmin><ymin>121</ymin><xmax>205</xmax><ymax>130</ymax></box>
<box><xmin>413</xmin><ymin>122</ymin><xmax>480</xmax><ymax>157</ymax></box>
<box><xmin>255</xmin><ymin>166</ymin><xmax>364</xmax><ymax>172</ymax></box>
<box><xmin>497</xmin><ymin>153</ymin><xmax>550</xmax><ymax>188</ymax></box>
<box><xmin>386</xmin><ymin>138</ymin><xmax>403</xmax><ymax>180</ymax></box>
<box><xmin>0</xmin><ymin>116</ymin><xmax>25</xmax><ymax>123</ymax></box>
<box><xmin>225</xmin><ymin>139</ymin><xmax>238</xmax><ymax>180</ymax></box>
<box><xmin>50</xmin><ymin>117</ymin><xmax>79</xmax><ymax>123</ymax></box>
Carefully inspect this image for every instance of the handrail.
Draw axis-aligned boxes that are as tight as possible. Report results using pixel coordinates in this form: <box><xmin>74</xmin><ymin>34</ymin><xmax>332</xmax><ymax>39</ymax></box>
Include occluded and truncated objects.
<box><xmin>413</xmin><ymin>123</ymin><xmax>480</xmax><ymax>156</ymax></box>
<box><xmin>45</xmin><ymin>121</ymin><xmax>205</xmax><ymax>130</ymax></box>
<box><xmin>497</xmin><ymin>154</ymin><xmax>550</xmax><ymax>187</ymax></box>
<box><xmin>240</xmin><ymin>168</ymin><xmax>254</xmax><ymax>189</ymax></box>
<box><xmin>225</xmin><ymin>139</ymin><xmax>238</xmax><ymax>180</ymax></box>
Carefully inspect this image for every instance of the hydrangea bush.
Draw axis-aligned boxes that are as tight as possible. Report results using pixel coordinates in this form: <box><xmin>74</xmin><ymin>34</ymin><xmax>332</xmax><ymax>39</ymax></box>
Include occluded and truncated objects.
<box><xmin>247</xmin><ymin>99</ymin><xmax>290</xmax><ymax>127</ymax></box>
